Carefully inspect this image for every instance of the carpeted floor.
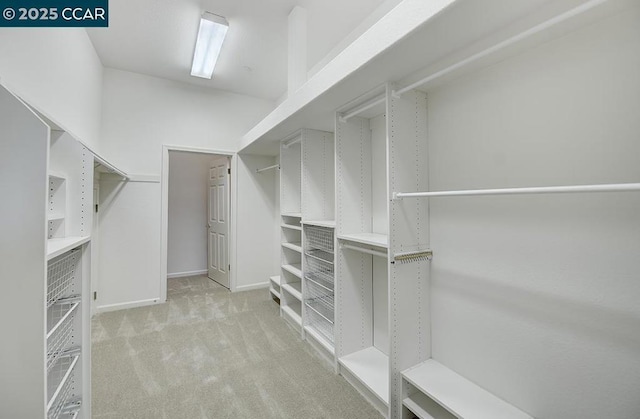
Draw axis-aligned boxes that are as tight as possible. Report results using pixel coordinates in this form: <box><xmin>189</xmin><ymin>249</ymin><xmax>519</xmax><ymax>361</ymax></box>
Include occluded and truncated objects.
<box><xmin>92</xmin><ymin>275</ymin><xmax>382</xmax><ymax>418</ymax></box>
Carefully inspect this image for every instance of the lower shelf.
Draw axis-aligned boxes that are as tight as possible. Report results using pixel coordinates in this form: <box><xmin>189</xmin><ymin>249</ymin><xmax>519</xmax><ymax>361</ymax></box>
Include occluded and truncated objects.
<box><xmin>402</xmin><ymin>359</ymin><xmax>532</xmax><ymax>419</ymax></box>
<box><xmin>404</xmin><ymin>392</ymin><xmax>455</xmax><ymax>419</ymax></box>
<box><xmin>47</xmin><ymin>354</ymin><xmax>80</xmax><ymax>419</ymax></box>
<box><xmin>281</xmin><ymin>281</ymin><xmax>302</xmax><ymax>301</ymax></box>
<box><xmin>269</xmin><ymin>287</ymin><xmax>281</xmax><ymax>299</ymax></box>
<box><xmin>281</xmin><ymin>305</ymin><xmax>302</xmax><ymax>327</ymax></box>
<box><xmin>304</xmin><ymin>325</ymin><xmax>334</xmax><ymax>355</ymax></box>
<box><xmin>339</xmin><ymin>346</ymin><xmax>389</xmax><ymax>406</ymax></box>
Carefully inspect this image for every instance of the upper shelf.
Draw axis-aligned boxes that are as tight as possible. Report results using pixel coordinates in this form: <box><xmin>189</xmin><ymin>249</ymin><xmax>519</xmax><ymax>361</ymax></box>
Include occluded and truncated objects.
<box><xmin>338</xmin><ymin>233</ymin><xmax>388</xmax><ymax>249</ymax></box>
<box><xmin>239</xmin><ymin>0</ymin><xmax>627</xmax><ymax>155</ymax></box>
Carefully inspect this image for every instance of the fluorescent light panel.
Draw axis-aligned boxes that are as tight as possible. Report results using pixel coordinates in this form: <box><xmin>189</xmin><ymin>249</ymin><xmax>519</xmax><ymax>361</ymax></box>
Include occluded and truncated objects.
<box><xmin>191</xmin><ymin>12</ymin><xmax>229</xmax><ymax>79</ymax></box>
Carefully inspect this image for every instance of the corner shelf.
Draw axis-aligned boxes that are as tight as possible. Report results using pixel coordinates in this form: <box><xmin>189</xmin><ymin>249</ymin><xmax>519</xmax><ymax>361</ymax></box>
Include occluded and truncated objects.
<box><xmin>47</xmin><ymin>236</ymin><xmax>90</xmax><ymax>260</ymax></box>
<box><xmin>338</xmin><ymin>233</ymin><xmax>388</xmax><ymax>248</ymax></box>
<box><xmin>402</xmin><ymin>359</ymin><xmax>532</xmax><ymax>419</ymax></box>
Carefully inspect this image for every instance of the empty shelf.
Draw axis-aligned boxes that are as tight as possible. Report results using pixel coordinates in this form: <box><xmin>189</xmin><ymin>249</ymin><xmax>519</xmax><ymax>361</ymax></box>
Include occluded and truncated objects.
<box><xmin>402</xmin><ymin>359</ymin><xmax>532</xmax><ymax>419</ymax></box>
<box><xmin>48</xmin><ymin>214</ymin><xmax>65</xmax><ymax>221</ymax></box>
<box><xmin>404</xmin><ymin>392</ymin><xmax>456</xmax><ymax>419</ymax></box>
<box><xmin>339</xmin><ymin>347</ymin><xmax>389</xmax><ymax>405</ymax></box>
<box><xmin>338</xmin><ymin>233</ymin><xmax>388</xmax><ymax>248</ymax></box>
<box><xmin>282</xmin><ymin>242</ymin><xmax>302</xmax><ymax>253</ymax></box>
<box><xmin>47</xmin><ymin>236</ymin><xmax>90</xmax><ymax>260</ymax></box>
<box><xmin>302</xmin><ymin>220</ymin><xmax>336</xmax><ymax>228</ymax></box>
<box><xmin>48</xmin><ymin>172</ymin><xmax>66</xmax><ymax>181</ymax></box>
<box><xmin>281</xmin><ymin>212</ymin><xmax>302</xmax><ymax>218</ymax></box>
<box><xmin>282</xmin><ymin>282</ymin><xmax>302</xmax><ymax>301</ymax></box>
<box><xmin>281</xmin><ymin>224</ymin><xmax>302</xmax><ymax>231</ymax></box>
<box><xmin>282</xmin><ymin>264</ymin><xmax>302</xmax><ymax>278</ymax></box>
<box><xmin>281</xmin><ymin>305</ymin><xmax>302</xmax><ymax>326</ymax></box>
<box><xmin>269</xmin><ymin>275</ymin><xmax>281</xmax><ymax>286</ymax></box>
<box><xmin>269</xmin><ymin>287</ymin><xmax>281</xmax><ymax>299</ymax></box>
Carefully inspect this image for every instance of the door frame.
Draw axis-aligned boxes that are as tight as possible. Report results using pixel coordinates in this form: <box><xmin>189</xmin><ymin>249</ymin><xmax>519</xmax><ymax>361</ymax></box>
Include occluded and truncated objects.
<box><xmin>160</xmin><ymin>145</ymin><xmax>237</xmax><ymax>302</ymax></box>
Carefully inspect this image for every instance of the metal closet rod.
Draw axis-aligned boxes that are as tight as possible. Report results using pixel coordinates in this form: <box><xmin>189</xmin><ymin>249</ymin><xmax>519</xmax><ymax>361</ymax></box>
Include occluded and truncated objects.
<box><xmin>339</xmin><ymin>95</ymin><xmax>386</xmax><ymax>123</ymax></box>
<box><xmin>393</xmin><ymin>183</ymin><xmax>640</xmax><ymax>199</ymax></box>
<box><xmin>256</xmin><ymin>164</ymin><xmax>280</xmax><ymax>173</ymax></box>
<box><xmin>341</xmin><ymin>243</ymin><xmax>388</xmax><ymax>258</ymax></box>
<box><xmin>392</xmin><ymin>0</ymin><xmax>608</xmax><ymax>97</ymax></box>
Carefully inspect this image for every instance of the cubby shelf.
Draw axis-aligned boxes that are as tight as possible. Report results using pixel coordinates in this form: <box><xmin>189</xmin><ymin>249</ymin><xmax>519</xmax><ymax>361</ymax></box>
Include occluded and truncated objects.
<box><xmin>281</xmin><ymin>305</ymin><xmax>302</xmax><ymax>326</ymax></box>
<box><xmin>281</xmin><ymin>224</ymin><xmax>302</xmax><ymax>231</ymax></box>
<box><xmin>281</xmin><ymin>264</ymin><xmax>302</xmax><ymax>279</ymax></box>
<box><xmin>281</xmin><ymin>242</ymin><xmax>302</xmax><ymax>253</ymax></box>
<box><xmin>402</xmin><ymin>360</ymin><xmax>532</xmax><ymax>419</ymax></box>
<box><xmin>403</xmin><ymin>392</ymin><xmax>454</xmax><ymax>419</ymax></box>
<box><xmin>338</xmin><ymin>233</ymin><xmax>388</xmax><ymax>248</ymax></box>
<box><xmin>282</xmin><ymin>282</ymin><xmax>302</xmax><ymax>301</ymax></box>
<box><xmin>339</xmin><ymin>347</ymin><xmax>389</xmax><ymax>406</ymax></box>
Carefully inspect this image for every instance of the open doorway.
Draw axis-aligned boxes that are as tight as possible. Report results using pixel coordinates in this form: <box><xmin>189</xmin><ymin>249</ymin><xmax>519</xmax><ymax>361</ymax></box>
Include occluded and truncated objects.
<box><xmin>161</xmin><ymin>147</ymin><xmax>234</xmax><ymax>297</ymax></box>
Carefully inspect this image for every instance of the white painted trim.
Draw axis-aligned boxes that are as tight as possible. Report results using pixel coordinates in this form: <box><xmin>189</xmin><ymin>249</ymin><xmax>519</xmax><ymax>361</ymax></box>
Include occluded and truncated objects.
<box><xmin>96</xmin><ymin>298</ymin><xmax>161</xmax><ymax>313</ymax></box>
<box><xmin>234</xmin><ymin>282</ymin><xmax>270</xmax><ymax>292</ymax></box>
<box><xmin>160</xmin><ymin>145</ymin><xmax>237</xmax><ymax>303</ymax></box>
<box><xmin>167</xmin><ymin>269</ymin><xmax>208</xmax><ymax>279</ymax></box>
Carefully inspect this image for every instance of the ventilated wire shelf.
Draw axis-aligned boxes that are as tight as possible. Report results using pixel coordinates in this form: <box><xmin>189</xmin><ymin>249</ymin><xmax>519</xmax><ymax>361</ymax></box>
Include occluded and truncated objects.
<box><xmin>47</xmin><ymin>355</ymin><xmax>79</xmax><ymax>419</ymax></box>
<box><xmin>304</xmin><ymin>253</ymin><xmax>334</xmax><ymax>293</ymax></box>
<box><xmin>306</xmin><ymin>306</ymin><xmax>334</xmax><ymax>344</ymax></box>
<box><xmin>47</xmin><ymin>301</ymin><xmax>79</xmax><ymax>373</ymax></box>
<box><xmin>304</xmin><ymin>225</ymin><xmax>334</xmax><ymax>253</ymax></box>
<box><xmin>47</xmin><ymin>249</ymin><xmax>80</xmax><ymax>308</ymax></box>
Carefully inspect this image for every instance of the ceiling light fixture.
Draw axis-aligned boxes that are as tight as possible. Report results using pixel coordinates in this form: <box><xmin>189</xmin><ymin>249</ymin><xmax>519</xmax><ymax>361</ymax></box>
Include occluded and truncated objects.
<box><xmin>191</xmin><ymin>12</ymin><xmax>229</xmax><ymax>79</ymax></box>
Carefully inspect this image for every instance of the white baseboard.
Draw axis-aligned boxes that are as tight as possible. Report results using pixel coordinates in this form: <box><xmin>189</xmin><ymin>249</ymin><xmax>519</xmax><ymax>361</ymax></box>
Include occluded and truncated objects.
<box><xmin>96</xmin><ymin>298</ymin><xmax>163</xmax><ymax>314</ymax></box>
<box><xmin>167</xmin><ymin>269</ymin><xmax>208</xmax><ymax>279</ymax></box>
<box><xmin>234</xmin><ymin>282</ymin><xmax>270</xmax><ymax>292</ymax></box>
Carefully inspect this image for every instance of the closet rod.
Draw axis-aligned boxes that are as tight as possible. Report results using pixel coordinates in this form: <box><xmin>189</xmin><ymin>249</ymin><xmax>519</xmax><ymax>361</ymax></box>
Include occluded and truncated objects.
<box><xmin>256</xmin><ymin>164</ymin><xmax>280</xmax><ymax>173</ymax></box>
<box><xmin>282</xmin><ymin>130</ymin><xmax>302</xmax><ymax>148</ymax></box>
<box><xmin>393</xmin><ymin>182</ymin><xmax>640</xmax><ymax>199</ymax></box>
<box><xmin>341</xmin><ymin>243</ymin><xmax>387</xmax><ymax>258</ymax></box>
<box><xmin>339</xmin><ymin>95</ymin><xmax>385</xmax><ymax>123</ymax></box>
<box><xmin>392</xmin><ymin>0</ymin><xmax>608</xmax><ymax>97</ymax></box>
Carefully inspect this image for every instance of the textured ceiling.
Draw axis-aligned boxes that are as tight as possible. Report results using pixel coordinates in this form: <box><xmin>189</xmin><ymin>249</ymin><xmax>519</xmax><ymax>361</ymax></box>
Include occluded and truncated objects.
<box><xmin>87</xmin><ymin>0</ymin><xmax>394</xmax><ymax>101</ymax></box>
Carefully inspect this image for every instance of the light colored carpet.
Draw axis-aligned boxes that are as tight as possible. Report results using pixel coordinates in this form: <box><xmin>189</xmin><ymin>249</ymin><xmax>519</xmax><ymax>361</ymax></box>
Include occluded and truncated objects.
<box><xmin>92</xmin><ymin>275</ymin><xmax>382</xmax><ymax>418</ymax></box>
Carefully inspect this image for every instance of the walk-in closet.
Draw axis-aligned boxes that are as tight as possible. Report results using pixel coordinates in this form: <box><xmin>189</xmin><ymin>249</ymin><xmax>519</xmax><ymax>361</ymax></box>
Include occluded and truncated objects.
<box><xmin>1</xmin><ymin>0</ymin><xmax>639</xmax><ymax>417</ymax></box>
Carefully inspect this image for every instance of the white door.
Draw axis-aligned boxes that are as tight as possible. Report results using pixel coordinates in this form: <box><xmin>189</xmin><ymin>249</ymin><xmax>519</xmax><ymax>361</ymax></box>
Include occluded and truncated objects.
<box><xmin>208</xmin><ymin>157</ymin><xmax>230</xmax><ymax>288</ymax></box>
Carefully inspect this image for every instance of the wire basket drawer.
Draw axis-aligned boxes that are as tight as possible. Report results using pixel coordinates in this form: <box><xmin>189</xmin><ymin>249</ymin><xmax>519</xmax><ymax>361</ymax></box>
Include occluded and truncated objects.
<box><xmin>304</xmin><ymin>253</ymin><xmax>334</xmax><ymax>284</ymax></box>
<box><xmin>47</xmin><ymin>302</ymin><xmax>79</xmax><ymax>373</ymax></box>
<box><xmin>47</xmin><ymin>249</ymin><xmax>80</xmax><ymax>308</ymax></box>
<box><xmin>305</xmin><ymin>305</ymin><xmax>334</xmax><ymax>344</ymax></box>
<box><xmin>48</xmin><ymin>355</ymin><xmax>79</xmax><ymax>419</ymax></box>
<box><xmin>305</xmin><ymin>278</ymin><xmax>334</xmax><ymax>323</ymax></box>
<box><xmin>304</xmin><ymin>225</ymin><xmax>334</xmax><ymax>253</ymax></box>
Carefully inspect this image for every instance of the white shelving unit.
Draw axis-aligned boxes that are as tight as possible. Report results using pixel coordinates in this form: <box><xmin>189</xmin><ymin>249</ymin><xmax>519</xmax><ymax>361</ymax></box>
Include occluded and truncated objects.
<box><xmin>402</xmin><ymin>360</ymin><xmax>532</xmax><ymax>419</ymax></box>
<box><xmin>0</xmin><ymin>84</ymin><xmax>92</xmax><ymax>419</ymax></box>
<box><xmin>269</xmin><ymin>275</ymin><xmax>281</xmax><ymax>300</ymax></box>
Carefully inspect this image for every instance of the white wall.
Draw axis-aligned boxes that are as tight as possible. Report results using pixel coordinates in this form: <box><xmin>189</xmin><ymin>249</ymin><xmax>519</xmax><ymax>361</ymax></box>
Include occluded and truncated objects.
<box><xmin>100</xmin><ymin>68</ymin><xmax>273</xmax><ymax>175</ymax></box>
<box><xmin>0</xmin><ymin>29</ymin><xmax>103</xmax><ymax>151</ymax></box>
<box><xmin>168</xmin><ymin>151</ymin><xmax>217</xmax><ymax>277</ymax></box>
<box><xmin>98</xmin><ymin>69</ymin><xmax>274</xmax><ymax>309</ymax></box>
<box><xmin>428</xmin><ymin>7</ymin><xmax>640</xmax><ymax>418</ymax></box>
<box><xmin>236</xmin><ymin>154</ymin><xmax>281</xmax><ymax>290</ymax></box>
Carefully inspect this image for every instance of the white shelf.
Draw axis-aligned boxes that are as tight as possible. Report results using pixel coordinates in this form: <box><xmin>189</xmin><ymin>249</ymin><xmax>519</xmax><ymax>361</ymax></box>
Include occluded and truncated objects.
<box><xmin>281</xmin><ymin>224</ymin><xmax>302</xmax><ymax>231</ymax></box>
<box><xmin>304</xmin><ymin>325</ymin><xmax>335</xmax><ymax>355</ymax></box>
<box><xmin>47</xmin><ymin>236</ymin><xmax>90</xmax><ymax>260</ymax></box>
<box><xmin>282</xmin><ymin>242</ymin><xmax>302</xmax><ymax>253</ymax></box>
<box><xmin>269</xmin><ymin>275</ymin><xmax>281</xmax><ymax>286</ymax></box>
<box><xmin>48</xmin><ymin>214</ymin><xmax>65</xmax><ymax>222</ymax></box>
<box><xmin>404</xmin><ymin>392</ymin><xmax>456</xmax><ymax>419</ymax></box>
<box><xmin>48</xmin><ymin>172</ymin><xmax>66</xmax><ymax>181</ymax></box>
<box><xmin>338</xmin><ymin>233</ymin><xmax>388</xmax><ymax>248</ymax></box>
<box><xmin>302</xmin><ymin>220</ymin><xmax>336</xmax><ymax>228</ymax></box>
<box><xmin>282</xmin><ymin>263</ymin><xmax>302</xmax><ymax>279</ymax></box>
<box><xmin>281</xmin><ymin>212</ymin><xmax>302</xmax><ymax>218</ymax></box>
<box><xmin>281</xmin><ymin>305</ymin><xmax>302</xmax><ymax>326</ymax></box>
<box><xmin>269</xmin><ymin>287</ymin><xmax>281</xmax><ymax>299</ymax></box>
<box><xmin>282</xmin><ymin>281</ymin><xmax>302</xmax><ymax>301</ymax></box>
<box><xmin>402</xmin><ymin>359</ymin><xmax>532</xmax><ymax>419</ymax></box>
<box><xmin>339</xmin><ymin>347</ymin><xmax>389</xmax><ymax>405</ymax></box>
